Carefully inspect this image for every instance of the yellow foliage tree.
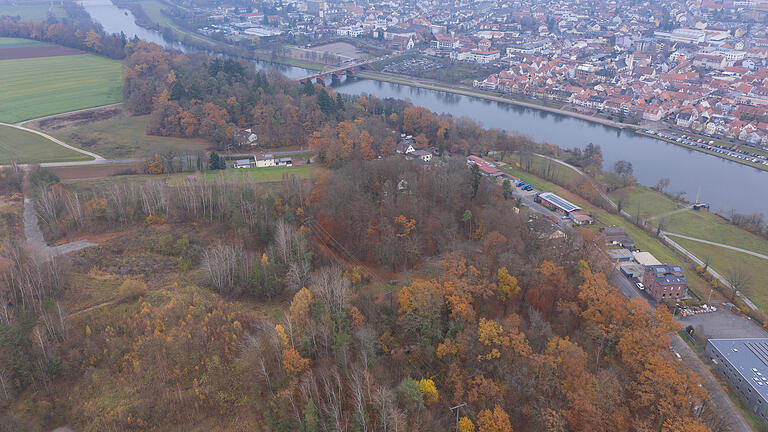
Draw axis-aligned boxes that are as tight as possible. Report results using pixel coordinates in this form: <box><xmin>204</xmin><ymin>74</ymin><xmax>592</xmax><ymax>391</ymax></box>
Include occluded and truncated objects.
<box><xmin>275</xmin><ymin>324</ymin><xmax>289</xmax><ymax>348</ymax></box>
<box><xmin>497</xmin><ymin>267</ymin><xmax>519</xmax><ymax>303</ymax></box>
<box><xmin>459</xmin><ymin>416</ymin><xmax>476</xmax><ymax>432</ymax></box>
<box><xmin>477</xmin><ymin>405</ymin><xmax>513</xmax><ymax>432</ymax></box>
<box><xmin>289</xmin><ymin>288</ymin><xmax>313</xmax><ymax>332</ymax></box>
<box><xmin>419</xmin><ymin>378</ymin><xmax>439</xmax><ymax>405</ymax></box>
<box><xmin>477</xmin><ymin>318</ymin><xmax>510</xmax><ymax>360</ymax></box>
<box><xmin>281</xmin><ymin>347</ymin><xmax>310</xmax><ymax>376</ymax></box>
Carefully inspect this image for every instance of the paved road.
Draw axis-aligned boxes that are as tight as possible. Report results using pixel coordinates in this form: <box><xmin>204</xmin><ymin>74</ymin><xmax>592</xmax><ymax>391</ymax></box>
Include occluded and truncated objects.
<box><xmin>24</xmin><ymin>199</ymin><xmax>96</xmax><ymax>259</ymax></box>
<box><xmin>661</xmin><ymin>232</ymin><xmax>759</xmax><ymax>311</ymax></box>
<box><xmin>664</xmin><ymin>232</ymin><xmax>768</xmax><ymax>261</ymax></box>
<box><xmin>671</xmin><ymin>335</ymin><xmax>753</xmax><ymax>432</ymax></box>
<box><xmin>612</xmin><ymin>266</ymin><xmax>754</xmax><ymax>432</ymax></box>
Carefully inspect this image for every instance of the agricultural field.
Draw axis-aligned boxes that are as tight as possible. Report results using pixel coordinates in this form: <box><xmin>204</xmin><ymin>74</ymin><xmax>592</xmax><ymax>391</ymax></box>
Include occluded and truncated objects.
<box><xmin>0</xmin><ymin>0</ymin><xmax>64</xmax><ymax>21</ymax></box>
<box><xmin>53</xmin><ymin>112</ymin><xmax>211</xmax><ymax>159</ymax></box>
<box><xmin>0</xmin><ymin>124</ymin><xmax>92</xmax><ymax>164</ymax></box>
<box><xmin>0</xmin><ymin>39</ymin><xmax>122</xmax><ymax>123</ymax></box>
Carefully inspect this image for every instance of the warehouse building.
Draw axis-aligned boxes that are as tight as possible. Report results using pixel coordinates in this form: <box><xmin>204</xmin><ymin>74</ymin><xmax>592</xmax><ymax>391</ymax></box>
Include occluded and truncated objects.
<box><xmin>706</xmin><ymin>339</ymin><xmax>768</xmax><ymax>424</ymax></box>
<box><xmin>536</xmin><ymin>192</ymin><xmax>593</xmax><ymax>225</ymax></box>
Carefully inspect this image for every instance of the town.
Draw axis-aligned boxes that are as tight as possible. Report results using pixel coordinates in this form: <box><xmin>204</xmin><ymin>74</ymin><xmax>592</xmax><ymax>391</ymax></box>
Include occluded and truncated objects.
<box><xmin>147</xmin><ymin>0</ymin><xmax>768</xmax><ymax>155</ymax></box>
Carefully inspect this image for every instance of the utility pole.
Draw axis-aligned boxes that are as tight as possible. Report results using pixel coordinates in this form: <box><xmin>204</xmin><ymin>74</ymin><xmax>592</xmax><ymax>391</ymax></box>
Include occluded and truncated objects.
<box><xmin>449</xmin><ymin>402</ymin><xmax>467</xmax><ymax>432</ymax></box>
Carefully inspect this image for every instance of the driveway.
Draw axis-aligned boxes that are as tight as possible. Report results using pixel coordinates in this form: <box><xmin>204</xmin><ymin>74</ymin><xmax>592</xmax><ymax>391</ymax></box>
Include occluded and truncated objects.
<box><xmin>24</xmin><ymin>198</ymin><xmax>96</xmax><ymax>259</ymax></box>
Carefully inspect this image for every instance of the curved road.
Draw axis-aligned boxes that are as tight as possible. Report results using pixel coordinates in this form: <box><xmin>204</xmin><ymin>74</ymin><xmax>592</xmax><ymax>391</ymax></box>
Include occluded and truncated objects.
<box><xmin>664</xmin><ymin>232</ymin><xmax>768</xmax><ymax>261</ymax></box>
<box><xmin>0</xmin><ymin>121</ymin><xmax>104</xmax><ymax>161</ymax></box>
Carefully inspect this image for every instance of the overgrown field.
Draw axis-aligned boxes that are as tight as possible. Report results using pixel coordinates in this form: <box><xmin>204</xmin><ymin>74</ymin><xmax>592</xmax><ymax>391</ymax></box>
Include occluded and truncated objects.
<box><xmin>0</xmin><ymin>52</ymin><xmax>122</xmax><ymax>123</ymax></box>
<box><xmin>0</xmin><ymin>125</ymin><xmax>92</xmax><ymax>164</ymax></box>
<box><xmin>53</xmin><ymin>113</ymin><xmax>211</xmax><ymax>158</ymax></box>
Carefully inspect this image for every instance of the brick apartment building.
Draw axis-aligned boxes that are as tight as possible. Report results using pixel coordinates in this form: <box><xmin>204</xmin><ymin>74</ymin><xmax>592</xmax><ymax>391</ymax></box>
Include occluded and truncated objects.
<box><xmin>642</xmin><ymin>264</ymin><xmax>688</xmax><ymax>301</ymax></box>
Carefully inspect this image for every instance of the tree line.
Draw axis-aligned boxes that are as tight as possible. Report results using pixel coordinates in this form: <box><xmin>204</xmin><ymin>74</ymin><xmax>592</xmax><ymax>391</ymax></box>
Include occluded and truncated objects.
<box><xmin>0</xmin><ymin>1</ymin><xmax>128</xmax><ymax>59</ymax></box>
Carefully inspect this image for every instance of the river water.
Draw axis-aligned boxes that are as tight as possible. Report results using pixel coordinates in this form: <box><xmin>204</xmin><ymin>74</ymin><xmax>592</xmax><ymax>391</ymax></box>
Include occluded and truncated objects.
<box><xmin>78</xmin><ymin>0</ymin><xmax>311</xmax><ymax>79</ymax></box>
<box><xmin>332</xmin><ymin>77</ymin><xmax>768</xmax><ymax>216</ymax></box>
<box><xmin>81</xmin><ymin>0</ymin><xmax>767</xmax><ymax>215</ymax></box>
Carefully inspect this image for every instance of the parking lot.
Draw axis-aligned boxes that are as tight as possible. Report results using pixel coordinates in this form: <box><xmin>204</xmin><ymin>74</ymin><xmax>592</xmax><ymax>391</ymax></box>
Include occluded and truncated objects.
<box><xmin>680</xmin><ymin>308</ymin><xmax>767</xmax><ymax>340</ymax></box>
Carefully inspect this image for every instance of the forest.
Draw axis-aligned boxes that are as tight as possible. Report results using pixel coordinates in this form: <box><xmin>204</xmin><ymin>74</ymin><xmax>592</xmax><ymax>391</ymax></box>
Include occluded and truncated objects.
<box><xmin>0</xmin><ymin>41</ymin><xmax>724</xmax><ymax>432</ymax></box>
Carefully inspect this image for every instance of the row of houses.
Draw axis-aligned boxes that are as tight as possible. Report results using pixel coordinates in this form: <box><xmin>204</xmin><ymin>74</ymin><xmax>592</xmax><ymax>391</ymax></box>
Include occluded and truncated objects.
<box><xmin>233</xmin><ymin>153</ymin><xmax>293</xmax><ymax>168</ymax></box>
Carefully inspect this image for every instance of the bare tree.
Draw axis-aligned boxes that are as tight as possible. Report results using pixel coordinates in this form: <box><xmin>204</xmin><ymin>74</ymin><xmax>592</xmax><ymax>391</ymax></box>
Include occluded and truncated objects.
<box><xmin>726</xmin><ymin>266</ymin><xmax>752</xmax><ymax>303</ymax></box>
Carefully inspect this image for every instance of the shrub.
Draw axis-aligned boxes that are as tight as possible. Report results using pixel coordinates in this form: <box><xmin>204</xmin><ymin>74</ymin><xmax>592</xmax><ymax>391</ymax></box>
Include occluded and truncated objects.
<box><xmin>146</xmin><ymin>215</ymin><xmax>166</xmax><ymax>225</ymax></box>
<box><xmin>119</xmin><ymin>279</ymin><xmax>147</xmax><ymax>300</ymax></box>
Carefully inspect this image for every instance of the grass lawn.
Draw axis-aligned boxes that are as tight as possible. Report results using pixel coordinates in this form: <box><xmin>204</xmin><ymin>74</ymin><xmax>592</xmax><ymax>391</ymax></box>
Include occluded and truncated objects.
<box><xmin>0</xmin><ymin>37</ymin><xmax>50</xmax><ymax>48</ymax></box>
<box><xmin>663</xmin><ymin>210</ymin><xmax>768</xmax><ymax>257</ymax></box>
<box><xmin>168</xmin><ymin>165</ymin><xmax>324</xmax><ymax>185</ymax></box>
<box><xmin>608</xmin><ymin>185</ymin><xmax>684</xmax><ymax>219</ymax></box>
<box><xmin>54</xmin><ymin>113</ymin><xmax>211</xmax><ymax>159</ymax></box>
<box><xmin>0</xmin><ymin>54</ymin><xmax>122</xmax><ymax>123</ymax></box>
<box><xmin>0</xmin><ymin>1</ymin><xmax>65</xmax><ymax>21</ymax></box>
<box><xmin>674</xmin><ymin>237</ymin><xmax>768</xmax><ymax>313</ymax></box>
<box><xmin>0</xmin><ymin>124</ymin><xmax>92</xmax><ymax>164</ymax></box>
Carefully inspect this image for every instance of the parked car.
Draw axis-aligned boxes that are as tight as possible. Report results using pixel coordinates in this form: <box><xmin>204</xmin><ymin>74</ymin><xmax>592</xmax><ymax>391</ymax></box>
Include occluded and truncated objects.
<box><xmin>636</xmin><ymin>283</ymin><xmax>644</xmax><ymax>290</ymax></box>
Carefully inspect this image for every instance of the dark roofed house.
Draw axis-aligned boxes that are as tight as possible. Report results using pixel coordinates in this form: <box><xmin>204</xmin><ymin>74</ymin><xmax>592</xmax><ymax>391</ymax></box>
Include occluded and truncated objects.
<box><xmin>397</xmin><ymin>136</ymin><xmax>416</xmax><ymax>154</ymax></box>
<box><xmin>601</xmin><ymin>226</ymin><xmax>636</xmax><ymax>249</ymax></box>
<box><xmin>642</xmin><ymin>264</ymin><xmax>688</xmax><ymax>302</ymax></box>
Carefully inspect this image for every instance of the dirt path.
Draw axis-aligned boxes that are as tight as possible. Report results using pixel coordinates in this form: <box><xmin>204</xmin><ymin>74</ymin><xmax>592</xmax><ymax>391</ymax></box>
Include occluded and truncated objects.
<box><xmin>661</xmin><ymin>232</ymin><xmax>759</xmax><ymax>311</ymax></box>
<box><xmin>24</xmin><ymin>198</ymin><xmax>97</xmax><ymax>259</ymax></box>
<box><xmin>0</xmin><ymin>121</ymin><xmax>104</xmax><ymax>161</ymax></box>
<box><xmin>664</xmin><ymin>232</ymin><xmax>768</xmax><ymax>261</ymax></box>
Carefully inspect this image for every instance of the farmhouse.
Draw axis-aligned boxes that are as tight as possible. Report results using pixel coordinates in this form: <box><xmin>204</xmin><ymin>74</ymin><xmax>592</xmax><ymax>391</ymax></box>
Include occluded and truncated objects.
<box><xmin>536</xmin><ymin>192</ymin><xmax>593</xmax><ymax>225</ymax></box>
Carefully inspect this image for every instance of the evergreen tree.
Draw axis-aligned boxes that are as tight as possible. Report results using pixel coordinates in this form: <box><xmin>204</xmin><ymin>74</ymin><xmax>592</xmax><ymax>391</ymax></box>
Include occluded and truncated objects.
<box><xmin>302</xmin><ymin>79</ymin><xmax>315</xmax><ymax>96</ymax></box>
<box><xmin>317</xmin><ymin>89</ymin><xmax>335</xmax><ymax>115</ymax></box>
<box><xmin>209</xmin><ymin>152</ymin><xmax>221</xmax><ymax>170</ymax></box>
<box><xmin>502</xmin><ymin>179</ymin><xmax>513</xmax><ymax>199</ymax></box>
<box><xmin>470</xmin><ymin>163</ymin><xmax>481</xmax><ymax>198</ymax></box>
<box><xmin>336</xmin><ymin>93</ymin><xmax>345</xmax><ymax>111</ymax></box>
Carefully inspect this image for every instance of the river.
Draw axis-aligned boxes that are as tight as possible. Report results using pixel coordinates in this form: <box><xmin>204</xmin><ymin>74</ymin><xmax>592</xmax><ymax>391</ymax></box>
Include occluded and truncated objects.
<box><xmin>332</xmin><ymin>77</ymin><xmax>768</xmax><ymax>216</ymax></box>
<box><xmin>77</xmin><ymin>0</ymin><xmax>312</xmax><ymax>79</ymax></box>
<box><xmin>81</xmin><ymin>0</ymin><xmax>767</xmax><ymax>216</ymax></box>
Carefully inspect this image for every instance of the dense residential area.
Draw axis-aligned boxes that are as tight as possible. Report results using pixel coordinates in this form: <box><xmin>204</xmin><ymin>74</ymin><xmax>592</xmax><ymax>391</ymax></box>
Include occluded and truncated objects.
<box><xmin>3</xmin><ymin>0</ymin><xmax>768</xmax><ymax>431</ymax></box>
<box><xmin>148</xmin><ymin>0</ymin><xmax>768</xmax><ymax>151</ymax></box>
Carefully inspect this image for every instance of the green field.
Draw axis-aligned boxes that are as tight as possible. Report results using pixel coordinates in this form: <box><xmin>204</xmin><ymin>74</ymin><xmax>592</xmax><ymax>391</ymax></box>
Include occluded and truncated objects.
<box><xmin>54</xmin><ymin>113</ymin><xmax>211</xmax><ymax>159</ymax></box>
<box><xmin>138</xmin><ymin>0</ymin><xmax>218</xmax><ymax>47</ymax></box>
<box><xmin>0</xmin><ymin>124</ymin><xmax>92</xmax><ymax>164</ymax></box>
<box><xmin>674</xmin><ymin>237</ymin><xmax>768</xmax><ymax>312</ymax></box>
<box><xmin>169</xmin><ymin>165</ymin><xmax>323</xmax><ymax>185</ymax></box>
<box><xmin>608</xmin><ymin>186</ymin><xmax>684</xmax><ymax>219</ymax></box>
<box><xmin>0</xmin><ymin>0</ymin><xmax>64</xmax><ymax>21</ymax></box>
<box><xmin>0</xmin><ymin>54</ymin><xmax>122</xmax><ymax>123</ymax></box>
<box><xmin>663</xmin><ymin>210</ymin><xmax>768</xmax><ymax>257</ymax></box>
<box><xmin>0</xmin><ymin>37</ymin><xmax>50</xmax><ymax>48</ymax></box>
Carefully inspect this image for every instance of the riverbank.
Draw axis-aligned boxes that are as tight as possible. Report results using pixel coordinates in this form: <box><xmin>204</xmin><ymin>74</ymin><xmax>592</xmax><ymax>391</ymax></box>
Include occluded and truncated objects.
<box><xmin>355</xmin><ymin>70</ymin><xmax>639</xmax><ymax>130</ymax></box>
<box><xmin>354</xmin><ymin>70</ymin><xmax>768</xmax><ymax>173</ymax></box>
<box><xmin>635</xmin><ymin>130</ymin><xmax>768</xmax><ymax>173</ymax></box>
